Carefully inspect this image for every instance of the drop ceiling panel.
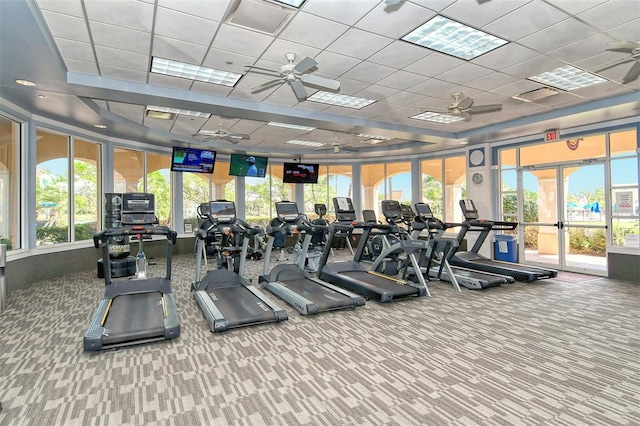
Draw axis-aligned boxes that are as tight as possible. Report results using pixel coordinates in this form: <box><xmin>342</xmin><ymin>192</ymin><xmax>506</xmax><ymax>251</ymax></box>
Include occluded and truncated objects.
<box><xmin>342</xmin><ymin>61</ymin><xmax>397</xmax><ymax>84</ymax></box>
<box><xmin>212</xmin><ymin>24</ymin><xmax>274</xmax><ymax>58</ymax></box>
<box><xmin>157</xmin><ymin>0</ymin><xmax>231</xmax><ymax>22</ymax></box>
<box><xmin>326</xmin><ymin>28</ymin><xmax>393</xmax><ymax>60</ymax></box>
<box><xmin>405</xmin><ymin>52</ymin><xmax>464</xmax><ymax>78</ymax></box>
<box><xmin>152</xmin><ymin>35</ymin><xmax>209</xmax><ymax>65</ymax></box>
<box><xmin>466</xmin><ymin>72</ymin><xmax>519</xmax><ymax>92</ymax></box>
<box><xmin>36</xmin><ymin>0</ymin><xmax>85</xmax><ymax>18</ymax></box>
<box><xmin>190</xmin><ymin>81</ymin><xmax>235</xmax><ymax>97</ymax></box>
<box><xmin>154</xmin><ymin>7</ymin><xmax>219</xmax><ymax>46</ymax></box>
<box><xmin>313</xmin><ymin>51</ymin><xmax>361</xmax><ymax>76</ymax></box>
<box><xmin>483</xmin><ymin>1</ymin><xmax>569</xmax><ymax>41</ymax></box>
<box><xmin>577</xmin><ymin>1</ymin><xmax>640</xmax><ymax>30</ymax></box>
<box><xmin>407</xmin><ymin>78</ymin><xmax>457</xmax><ymax>97</ymax></box>
<box><xmin>89</xmin><ymin>21</ymin><xmax>152</xmax><ymax>55</ymax></box>
<box><xmin>356</xmin><ymin>2</ymin><xmax>434</xmax><ymax>39</ymax></box>
<box><xmin>547</xmin><ymin>33</ymin><xmax>615</xmax><ymax>64</ymax></box>
<box><xmin>260</xmin><ymin>39</ymin><xmax>321</xmax><ymax>65</ymax></box>
<box><xmin>40</xmin><ymin>11</ymin><xmax>92</xmax><ymax>43</ymax></box>
<box><xmin>202</xmin><ymin>49</ymin><xmax>257</xmax><ymax>75</ymax></box>
<box><xmin>355</xmin><ymin>85</ymin><xmax>400</xmax><ymax>101</ymax></box>
<box><xmin>301</xmin><ymin>0</ymin><xmax>378</xmax><ymax>25</ymax></box>
<box><xmin>148</xmin><ymin>74</ymin><xmax>194</xmax><ymax>91</ymax></box>
<box><xmin>377</xmin><ymin>70</ymin><xmax>428</xmax><ymax>91</ymax></box>
<box><xmin>100</xmin><ymin>65</ymin><xmax>148</xmax><ymax>84</ymax></box>
<box><xmin>94</xmin><ymin>46</ymin><xmax>150</xmax><ymax>72</ymax></box>
<box><xmin>606</xmin><ymin>17</ymin><xmax>640</xmax><ymax>41</ymax></box>
<box><xmin>278</xmin><ymin>12</ymin><xmax>349</xmax><ymax>50</ymax></box>
<box><xmin>143</xmin><ymin>117</ymin><xmax>174</xmax><ymax>132</ymax></box>
<box><xmin>545</xmin><ymin>0</ymin><xmax>607</xmax><ymax>16</ymax></box>
<box><xmin>368</xmin><ymin>41</ymin><xmax>430</xmax><ymax>69</ymax></box>
<box><xmin>441</xmin><ymin>0</ymin><xmax>531</xmax><ymax>28</ymax></box>
<box><xmin>84</xmin><ymin>0</ymin><xmax>155</xmax><ymax>32</ymax></box>
<box><xmin>501</xmin><ymin>55</ymin><xmax>565</xmax><ymax>79</ymax></box>
<box><xmin>53</xmin><ymin>38</ymin><xmax>95</xmax><ymax>63</ymax></box>
<box><xmin>518</xmin><ymin>18</ymin><xmax>598</xmax><ymax>54</ymax></box>
<box><xmin>472</xmin><ymin>43</ymin><xmax>538</xmax><ymax>70</ymax></box>
<box><xmin>65</xmin><ymin>59</ymin><xmax>99</xmax><ymax>75</ymax></box>
<box><xmin>436</xmin><ymin>62</ymin><xmax>493</xmax><ymax>85</ymax></box>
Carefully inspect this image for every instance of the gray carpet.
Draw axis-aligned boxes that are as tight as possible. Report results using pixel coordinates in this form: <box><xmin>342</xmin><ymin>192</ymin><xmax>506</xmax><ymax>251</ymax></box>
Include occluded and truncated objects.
<box><xmin>1</xmin><ymin>251</ymin><xmax>639</xmax><ymax>426</ymax></box>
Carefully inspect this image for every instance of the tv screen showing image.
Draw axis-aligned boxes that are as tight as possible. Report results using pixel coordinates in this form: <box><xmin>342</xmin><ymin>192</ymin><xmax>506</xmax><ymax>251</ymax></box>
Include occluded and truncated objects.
<box><xmin>229</xmin><ymin>153</ymin><xmax>268</xmax><ymax>178</ymax></box>
<box><xmin>170</xmin><ymin>147</ymin><xmax>216</xmax><ymax>174</ymax></box>
<box><xmin>282</xmin><ymin>162</ymin><xmax>319</xmax><ymax>184</ymax></box>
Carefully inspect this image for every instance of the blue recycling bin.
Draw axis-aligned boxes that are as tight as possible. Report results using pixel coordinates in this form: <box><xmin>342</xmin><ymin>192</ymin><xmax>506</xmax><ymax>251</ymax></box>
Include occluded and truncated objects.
<box><xmin>494</xmin><ymin>234</ymin><xmax>518</xmax><ymax>263</ymax></box>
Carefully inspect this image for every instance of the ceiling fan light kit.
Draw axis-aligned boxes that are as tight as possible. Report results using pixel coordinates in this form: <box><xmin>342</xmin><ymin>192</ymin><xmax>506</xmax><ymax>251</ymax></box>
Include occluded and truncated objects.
<box><xmin>245</xmin><ymin>53</ymin><xmax>341</xmax><ymax>101</ymax></box>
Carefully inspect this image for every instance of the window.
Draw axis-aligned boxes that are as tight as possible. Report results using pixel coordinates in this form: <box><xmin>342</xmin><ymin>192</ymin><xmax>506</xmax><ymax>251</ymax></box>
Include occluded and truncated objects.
<box><xmin>245</xmin><ymin>164</ymin><xmax>289</xmax><ymax>228</ymax></box>
<box><xmin>609</xmin><ymin>129</ymin><xmax>639</xmax><ymax>246</ymax></box>
<box><xmin>420</xmin><ymin>159</ymin><xmax>444</xmax><ymax>218</ymax></box>
<box><xmin>145</xmin><ymin>152</ymin><xmax>171</xmax><ymax>226</ymax></box>
<box><xmin>304</xmin><ymin>165</ymin><xmax>352</xmax><ymax>222</ymax></box>
<box><xmin>444</xmin><ymin>155</ymin><xmax>466</xmax><ymax>224</ymax></box>
<box><xmin>114</xmin><ymin>147</ymin><xmax>143</xmax><ymax>193</ymax></box>
<box><xmin>0</xmin><ymin>115</ymin><xmax>20</xmax><ymax>250</ymax></box>
<box><xmin>73</xmin><ymin>138</ymin><xmax>100</xmax><ymax>241</ymax></box>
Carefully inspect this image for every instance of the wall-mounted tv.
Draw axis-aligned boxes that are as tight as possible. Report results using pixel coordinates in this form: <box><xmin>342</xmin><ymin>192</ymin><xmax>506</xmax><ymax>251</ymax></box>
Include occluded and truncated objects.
<box><xmin>282</xmin><ymin>162</ymin><xmax>319</xmax><ymax>184</ymax></box>
<box><xmin>170</xmin><ymin>147</ymin><xmax>216</xmax><ymax>174</ymax></box>
<box><xmin>229</xmin><ymin>153</ymin><xmax>268</xmax><ymax>178</ymax></box>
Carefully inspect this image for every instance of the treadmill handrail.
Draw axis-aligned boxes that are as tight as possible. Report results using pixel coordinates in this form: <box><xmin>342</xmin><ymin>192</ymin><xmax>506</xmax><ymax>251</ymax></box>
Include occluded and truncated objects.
<box><xmin>94</xmin><ymin>225</ymin><xmax>176</xmax><ymax>247</ymax></box>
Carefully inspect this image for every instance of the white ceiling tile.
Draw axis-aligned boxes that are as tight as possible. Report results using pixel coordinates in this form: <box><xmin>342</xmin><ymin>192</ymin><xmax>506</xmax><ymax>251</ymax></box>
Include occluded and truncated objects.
<box><xmin>36</xmin><ymin>0</ymin><xmax>85</xmax><ymax>17</ymax></box>
<box><xmin>260</xmin><ymin>40</ymin><xmax>321</xmax><ymax>65</ymax></box>
<box><xmin>202</xmin><ymin>49</ymin><xmax>257</xmax><ymax>75</ymax></box>
<box><xmin>491</xmin><ymin>79</ymin><xmax>544</xmax><ymax>97</ymax></box>
<box><xmin>356</xmin><ymin>2</ymin><xmax>435</xmax><ymax>39</ymax></box>
<box><xmin>472</xmin><ymin>43</ymin><xmax>537</xmax><ymax>69</ymax></box>
<box><xmin>385</xmin><ymin>90</ymin><xmax>428</xmax><ymax>106</ymax></box>
<box><xmin>502</xmin><ymin>55</ymin><xmax>565</xmax><ymax>78</ymax></box>
<box><xmin>108</xmin><ymin>102</ymin><xmax>146</xmax><ymax>122</ymax></box>
<box><xmin>301</xmin><ymin>0</ymin><xmax>378</xmax><ymax>25</ymax></box>
<box><xmin>342</xmin><ymin>61</ymin><xmax>397</xmax><ymax>84</ymax></box>
<box><xmin>465</xmin><ymin>72</ymin><xmax>519</xmax><ymax>92</ymax></box>
<box><xmin>155</xmin><ymin>7</ymin><xmax>219</xmax><ymax>47</ymax></box>
<box><xmin>483</xmin><ymin>1</ymin><xmax>569</xmax><ymax>41</ymax></box>
<box><xmin>53</xmin><ymin>38</ymin><xmax>95</xmax><ymax>63</ymax></box>
<box><xmin>152</xmin><ymin>35</ymin><xmax>209</xmax><ymax>64</ymax></box>
<box><xmin>518</xmin><ymin>18</ymin><xmax>598</xmax><ymax>53</ymax></box>
<box><xmin>95</xmin><ymin>46</ymin><xmax>149</xmax><ymax>72</ymax></box>
<box><xmin>405</xmin><ymin>52</ymin><xmax>464</xmax><ymax>77</ymax></box>
<box><xmin>408</xmin><ymin>0</ymin><xmax>457</xmax><ymax>13</ymax></box>
<box><xmin>278</xmin><ymin>12</ymin><xmax>349</xmax><ymax>50</ymax></box>
<box><xmin>326</xmin><ymin>28</ymin><xmax>394</xmax><ymax>60</ymax></box>
<box><xmin>543</xmin><ymin>0</ymin><xmax>607</xmax><ymax>16</ymax></box>
<box><xmin>157</xmin><ymin>0</ymin><xmax>230</xmax><ymax>22</ymax></box>
<box><xmin>89</xmin><ymin>21</ymin><xmax>151</xmax><ymax>55</ymax></box>
<box><xmin>378</xmin><ymin>71</ymin><xmax>427</xmax><ymax>91</ymax></box>
<box><xmin>368</xmin><ymin>41</ymin><xmax>429</xmax><ymax>69</ymax></box>
<box><xmin>212</xmin><ymin>24</ymin><xmax>274</xmax><ymax>58</ymax></box>
<box><xmin>606</xmin><ymin>17</ymin><xmax>640</xmax><ymax>41</ymax></box>
<box><xmin>436</xmin><ymin>62</ymin><xmax>493</xmax><ymax>85</ymax></box>
<box><xmin>149</xmin><ymin>74</ymin><xmax>194</xmax><ymax>90</ymax></box>
<box><xmin>144</xmin><ymin>116</ymin><xmax>174</xmax><ymax>132</ymax></box>
<box><xmin>355</xmin><ymin>85</ymin><xmax>400</xmax><ymax>101</ymax></box>
<box><xmin>547</xmin><ymin>33</ymin><xmax>615</xmax><ymax>64</ymax></box>
<box><xmin>64</xmin><ymin>59</ymin><xmax>99</xmax><ymax>75</ymax></box>
<box><xmin>441</xmin><ymin>0</ymin><xmax>530</xmax><ymax>28</ymax></box>
<box><xmin>578</xmin><ymin>0</ymin><xmax>640</xmax><ymax>31</ymax></box>
<box><xmin>313</xmin><ymin>51</ymin><xmax>361</xmax><ymax>76</ymax></box>
<box><xmin>336</xmin><ymin>78</ymin><xmax>371</xmax><ymax>95</ymax></box>
<box><xmin>100</xmin><ymin>65</ymin><xmax>148</xmax><ymax>83</ymax></box>
<box><xmin>84</xmin><ymin>0</ymin><xmax>155</xmax><ymax>32</ymax></box>
<box><xmin>408</xmin><ymin>78</ymin><xmax>457</xmax><ymax>97</ymax></box>
<box><xmin>41</xmin><ymin>11</ymin><xmax>92</xmax><ymax>43</ymax></box>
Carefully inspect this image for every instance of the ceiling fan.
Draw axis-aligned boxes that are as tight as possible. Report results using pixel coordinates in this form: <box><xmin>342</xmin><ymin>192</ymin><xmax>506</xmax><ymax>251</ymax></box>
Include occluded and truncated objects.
<box><xmin>424</xmin><ymin>92</ymin><xmax>502</xmax><ymax>121</ymax></box>
<box><xmin>194</xmin><ymin>123</ymin><xmax>250</xmax><ymax>144</ymax></box>
<box><xmin>314</xmin><ymin>141</ymin><xmax>359</xmax><ymax>154</ymax></box>
<box><xmin>245</xmin><ymin>53</ymin><xmax>341</xmax><ymax>101</ymax></box>
<box><xmin>592</xmin><ymin>41</ymin><xmax>640</xmax><ymax>84</ymax></box>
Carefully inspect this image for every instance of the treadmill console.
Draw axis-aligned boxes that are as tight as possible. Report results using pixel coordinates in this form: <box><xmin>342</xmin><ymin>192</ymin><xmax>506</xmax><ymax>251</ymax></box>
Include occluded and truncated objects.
<box><xmin>381</xmin><ymin>200</ymin><xmax>402</xmax><ymax>223</ymax></box>
<box><xmin>414</xmin><ymin>202</ymin><xmax>433</xmax><ymax>219</ymax></box>
<box><xmin>208</xmin><ymin>201</ymin><xmax>236</xmax><ymax>224</ymax></box>
<box><xmin>333</xmin><ymin>197</ymin><xmax>357</xmax><ymax>222</ymax></box>
<box><xmin>460</xmin><ymin>199</ymin><xmax>480</xmax><ymax>220</ymax></box>
<box><xmin>314</xmin><ymin>203</ymin><xmax>327</xmax><ymax>217</ymax></box>
<box><xmin>362</xmin><ymin>209</ymin><xmax>377</xmax><ymax>224</ymax></box>
<box><xmin>276</xmin><ymin>201</ymin><xmax>300</xmax><ymax>223</ymax></box>
<box><xmin>121</xmin><ymin>193</ymin><xmax>157</xmax><ymax>225</ymax></box>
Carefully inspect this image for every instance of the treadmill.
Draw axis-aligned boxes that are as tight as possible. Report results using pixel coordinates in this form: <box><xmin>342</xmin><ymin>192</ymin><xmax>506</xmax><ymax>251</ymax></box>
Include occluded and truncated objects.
<box><xmin>318</xmin><ymin>197</ymin><xmax>429</xmax><ymax>302</ymax></box>
<box><xmin>451</xmin><ymin>199</ymin><xmax>558</xmax><ymax>282</ymax></box>
<box><xmin>192</xmin><ymin>200</ymin><xmax>288</xmax><ymax>332</ymax></box>
<box><xmin>259</xmin><ymin>201</ymin><xmax>365</xmax><ymax>315</ymax></box>
<box><xmin>412</xmin><ymin>202</ymin><xmax>513</xmax><ymax>290</ymax></box>
<box><xmin>84</xmin><ymin>193</ymin><xmax>180</xmax><ymax>351</ymax></box>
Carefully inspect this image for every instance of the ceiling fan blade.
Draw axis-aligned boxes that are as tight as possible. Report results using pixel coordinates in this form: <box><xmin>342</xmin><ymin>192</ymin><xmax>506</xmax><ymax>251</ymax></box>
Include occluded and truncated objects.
<box><xmin>622</xmin><ymin>60</ymin><xmax>640</xmax><ymax>84</ymax></box>
<box><xmin>591</xmin><ymin>56</ymin><xmax>634</xmax><ymax>73</ymax></box>
<box><xmin>457</xmin><ymin>97</ymin><xmax>474</xmax><ymax>110</ymax></box>
<box><xmin>251</xmin><ymin>78</ymin><xmax>285</xmax><ymax>93</ymax></box>
<box><xmin>341</xmin><ymin>146</ymin><xmax>359</xmax><ymax>152</ymax></box>
<box><xmin>290</xmin><ymin>79</ymin><xmax>308</xmax><ymax>101</ymax></box>
<box><xmin>460</xmin><ymin>112</ymin><xmax>472</xmax><ymax>121</ymax></box>
<box><xmin>244</xmin><ymin>64</ymin><xmax>281</xmax><ymax>74</ymax></box>
<box><xmin>222</xmin><ymin>136</ymin><xmax>240</xmax><ymax>144</ymax></box>
<box><xmin>293</xmin><ymin>56</ymin><xmax>318</xmax><ymax>74</ymax></box>
<box><xmin>469</xmin><ymin>104</ymin><xmax>502</xmax><ymax>114</ymax></box>
<box><xmin>228</xmin><ymin>133</ymin><xmax>251</xmax><ymax>140</ymax></box>
<box><xmin>300</xmin><ymin>74</ymin><xmax>341</xmax><ymax>91</ymax></box>
<box><xmin>607</xmin><ymin>41</ymin><xmax>640</xmax><ymax>53</ymax></box>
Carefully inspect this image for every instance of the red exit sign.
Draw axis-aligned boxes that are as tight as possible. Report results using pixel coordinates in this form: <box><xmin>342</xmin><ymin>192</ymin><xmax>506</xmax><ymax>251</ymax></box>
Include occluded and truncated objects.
<box><xmin>545</xmin><ymin>130</ymin><xmax>560</xmax><ymax>141</ymax></box>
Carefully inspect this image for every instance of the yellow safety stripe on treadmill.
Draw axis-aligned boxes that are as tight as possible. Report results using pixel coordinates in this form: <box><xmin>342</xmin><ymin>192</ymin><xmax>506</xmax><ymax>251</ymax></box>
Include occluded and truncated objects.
<box><xmin>101</xmin><ymin>299</ymin><xmax>113</xmax><ymax>326</ymax></box>
<box><xmin>367</xmin><ymin>270</ymin><xmax>406</xmax><ymax>285</ymax></box>
<box><xmin>162</xmin><ymin>295</ymin><xmax>168</xmax><ymax>318</ymax></box>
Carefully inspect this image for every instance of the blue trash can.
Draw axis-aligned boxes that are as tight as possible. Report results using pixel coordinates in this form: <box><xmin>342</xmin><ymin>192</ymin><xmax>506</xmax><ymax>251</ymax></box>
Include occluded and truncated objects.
<box><xmin>494</xmin><ymin>234</ymin><xmax>518</xmax><ymax>263</ymax></box>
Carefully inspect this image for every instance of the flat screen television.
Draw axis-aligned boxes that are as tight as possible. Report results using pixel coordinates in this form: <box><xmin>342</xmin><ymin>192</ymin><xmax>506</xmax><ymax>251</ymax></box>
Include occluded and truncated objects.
<box><xmin>170</xmin><ymin>147</ymin><xmax>216</xmax><ymax>174</ymax></box>
<box><xmin>282</xmin><ymin>162</ymin><xmax>319</xmax><ymax>184</ymax></box>
<box><xmin>229</xmin><ymin>153</ymin><xmax>268</xmax><ymax>178</ymax></box>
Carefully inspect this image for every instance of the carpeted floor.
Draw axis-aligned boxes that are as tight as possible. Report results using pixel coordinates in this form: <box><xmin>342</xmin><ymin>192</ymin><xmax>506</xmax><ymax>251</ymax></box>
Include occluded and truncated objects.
<box><xmin>0</xmin><ymin>251</ymin><xmax>639</xmax><ymax>426</ymax></box>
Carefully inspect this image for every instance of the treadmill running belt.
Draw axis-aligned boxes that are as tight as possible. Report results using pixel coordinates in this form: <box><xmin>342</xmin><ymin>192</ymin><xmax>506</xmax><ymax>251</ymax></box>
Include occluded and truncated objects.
<box><xmin>279</xmin><ymin>278</ymin><xmax>354</xmax><ymax>311</ymax></box>
<box><xmin>208</xmin><ymin>286</ymin><xmax>277</xmax><ymax>327</ymax></box>
<box><xmin>342</xmin><ymin>271</ymin><xmax>419</xmax><ymax>297</ymax></box>
<box><xmin>103</xmin><ymin>292</ymin><xmax>166</xmax><ymax>346</ymax></box>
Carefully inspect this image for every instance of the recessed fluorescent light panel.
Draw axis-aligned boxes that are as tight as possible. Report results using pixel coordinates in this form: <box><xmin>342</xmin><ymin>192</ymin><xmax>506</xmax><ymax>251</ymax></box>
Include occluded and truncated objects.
<box><xmin>402</xmin><ymin>15</ymin><xmax>507</xmax><ymax>60</ymax></box>
<box><xmin>307</xmin><ymin>91</ymin><xmax>375</xmax><ymax>109</ymax></box>
<box><xmin>267</xmin><ymin>122</ymin><xmax>316</xmax><ymax>131</ymax></box>
<box><xmin>286</xmin><ymin>140</ymin><xmax>325</xmax><ymax>147</ymax></box>
<box><xmin>151</xmin><ymin>57</ymin><xmax>242</xmax><ymax>86</ymax></box>
<box><xmin>528</xmin><ymin>65</ymin><xmax>607</xmax><ymax>91</ymax></box>
<box><xmin>410</xmin><ymin>111</ymin><xmax>465</xmax><ymax>124</ymax></box>
<box><xmin>146</xmin><ymin>105</ymin><xmax>211</xmax><ymax>119</ymax></box>
<box><xmin>271</xmin><ymin>0</ymin><xmax>305</xmax><ymax>7</ymax></box>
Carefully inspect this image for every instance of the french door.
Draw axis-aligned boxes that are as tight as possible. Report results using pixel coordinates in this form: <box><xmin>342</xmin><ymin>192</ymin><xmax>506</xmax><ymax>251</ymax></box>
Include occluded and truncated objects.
<box><xmin>520</xmin><ymin>162</ymin><xmax>608</xmax><ymax>276</ymax></box>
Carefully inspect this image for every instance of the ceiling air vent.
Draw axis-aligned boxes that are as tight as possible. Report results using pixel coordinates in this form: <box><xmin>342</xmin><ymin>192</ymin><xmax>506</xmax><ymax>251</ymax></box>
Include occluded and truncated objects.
<box><xmin>512</xmin><ymin>87</ymin><xmax>559</xmax><ymax>103</ymax></box>
<box><xmin>226</xmin><ymin>0</ymin><xmax>293</xmax><ymax>35</ymax></box>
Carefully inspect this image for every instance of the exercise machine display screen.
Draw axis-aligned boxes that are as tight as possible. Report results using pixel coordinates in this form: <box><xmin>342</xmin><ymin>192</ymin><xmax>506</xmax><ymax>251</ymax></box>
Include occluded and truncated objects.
<box><xmin>276</xmin><ymin>202</ymin><xmax>299</xmax><ymax>222</ymax></box>
<box><xmin>414</xmin><ymin>203</ymin><xmax>433</xmax><ymax>218</ymax></box>
<box><xmin>121</xmin><ymin>193</ymin><xmax>156</xmax><ymax>224</ymax></box>
<box><xmin>381</xmin><ymin>200</ymin><xmax>402</xmax><ymax>221</ymax></box>
<box><xmin>333</xmin><ymin>197</ymin><xmax>356</xmax><ymax>222</ymax></box>
<box><xmin>209</xmin><ymin>201</ymin><xmax>236</xmax><ymax>223</ymax></box>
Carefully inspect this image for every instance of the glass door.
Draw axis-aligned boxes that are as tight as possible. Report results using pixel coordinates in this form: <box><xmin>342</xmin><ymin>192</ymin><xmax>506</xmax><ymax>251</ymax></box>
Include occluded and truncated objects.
<box><xmin>521</xmin><ymin>163</ymin><xmax>608</xmax><ymax>275</ymax></box>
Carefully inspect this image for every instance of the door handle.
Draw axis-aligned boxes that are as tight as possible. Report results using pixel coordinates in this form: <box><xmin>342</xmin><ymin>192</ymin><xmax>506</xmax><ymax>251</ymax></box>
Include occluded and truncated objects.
<box><xmin>554</xmin><ymin>221</ymin><xmax>564</xmax><ymax>229</ymax></box>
